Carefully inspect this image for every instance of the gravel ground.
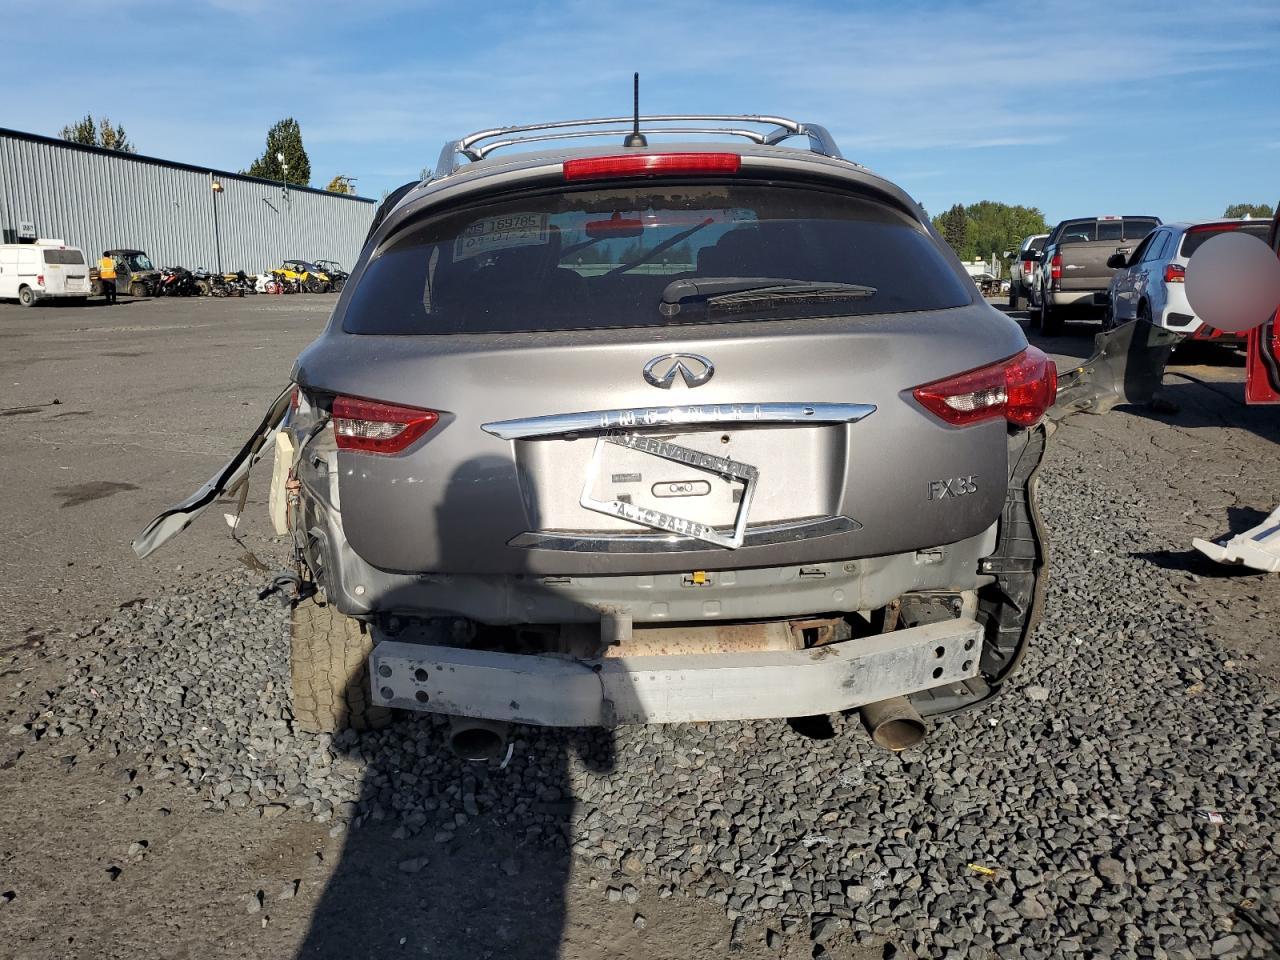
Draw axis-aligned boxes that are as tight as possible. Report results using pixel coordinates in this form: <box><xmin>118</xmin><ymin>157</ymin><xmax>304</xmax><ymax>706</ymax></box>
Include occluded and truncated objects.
<box><xmin>8</xmin><ymin>420</ymin><xmax>1277</xmax><ymax>959</ymax></box>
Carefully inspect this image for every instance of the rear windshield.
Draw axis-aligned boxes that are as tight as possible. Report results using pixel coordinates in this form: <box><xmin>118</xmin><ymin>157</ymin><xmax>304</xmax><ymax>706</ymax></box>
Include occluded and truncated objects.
<box><xmin>1027</xmin><ymin>236</ymin><xmax>1046</xmax><ymax>252</ymax></box>
<box><xmin>1179</xmin><ymin>221</ymin><xmax>1271</xmax><ymax>257</ymax></box>
<box><xmin>342</xmin><ymin>183</ymin><xmax>971</xmax><ymax>335</ymax></box>
<box><xmin>43</xmin><ymin>249</ymin><xmax>85</xmax><ymax>265</ymax></box>
<box><xmin>1058</xmin><ymin>218</ymin><xmax>1158</xmax><ymax>244</ymax></box>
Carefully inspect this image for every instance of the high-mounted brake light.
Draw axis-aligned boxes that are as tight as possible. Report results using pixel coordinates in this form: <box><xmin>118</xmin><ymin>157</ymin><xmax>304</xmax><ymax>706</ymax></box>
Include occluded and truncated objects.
<box><xmin>1163</xmin><ymin>263</ymin><xmax>1185</xmax><ymax>283</ymax></box>
<box><xmin>912</xmin><ymin>347</ymin><xmax>1058</xmax><ymax>428</ymax></box>
<box><xmin>332</xmin><ymin>396</ymin><xmax>440</xmax><ymax>454</ymax></box>
<box><xmin>563</xmin><ymin>153</ymin><xmax>741</xmax><ymax>182</ymax></box>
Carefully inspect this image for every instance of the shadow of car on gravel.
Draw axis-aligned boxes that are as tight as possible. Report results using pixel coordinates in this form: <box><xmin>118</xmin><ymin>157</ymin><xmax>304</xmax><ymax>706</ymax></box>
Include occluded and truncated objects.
<box><xmin>1133</xmin><ymin>506</ymin><xmax>1276</xmax><ymax>580</ymax></box>
<box><xmin>1123</xmin><ymin>377</ymin><xmax>1280</xmax><ymax>443</ymax></box>
<box><xmin>296</xmin><ymin>457</ymin><xmax>624</xmax><ymax>960</ymax></box>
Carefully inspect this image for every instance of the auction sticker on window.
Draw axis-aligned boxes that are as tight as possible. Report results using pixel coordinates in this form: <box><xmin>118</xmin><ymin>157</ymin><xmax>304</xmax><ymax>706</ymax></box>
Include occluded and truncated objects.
<box><xmin>453</xmin><ymin>213</ymin><xmax>549</xmax><ymax>261</ymax></box>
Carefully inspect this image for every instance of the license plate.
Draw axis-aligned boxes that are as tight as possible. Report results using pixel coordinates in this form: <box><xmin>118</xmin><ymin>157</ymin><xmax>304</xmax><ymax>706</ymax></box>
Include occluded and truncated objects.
<box><xmin>579</xmin><ymin>433</ymin><xmax>758</xmax><ymax>549</ymax></box>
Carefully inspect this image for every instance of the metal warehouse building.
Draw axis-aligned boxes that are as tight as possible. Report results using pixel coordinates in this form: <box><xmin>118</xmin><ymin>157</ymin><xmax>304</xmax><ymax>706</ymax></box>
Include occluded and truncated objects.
<box><xmin>0</xmin><ymin>127</ymin><xmax>376</xmax><ymax>273</ymax></box>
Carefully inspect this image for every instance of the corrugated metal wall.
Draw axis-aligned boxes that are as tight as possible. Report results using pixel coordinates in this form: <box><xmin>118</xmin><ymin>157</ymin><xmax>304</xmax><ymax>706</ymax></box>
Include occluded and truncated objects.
<box><xmin>0</xmin><ymin>129</ymin><xmax>376</xmax><ymax>273</ymax></box>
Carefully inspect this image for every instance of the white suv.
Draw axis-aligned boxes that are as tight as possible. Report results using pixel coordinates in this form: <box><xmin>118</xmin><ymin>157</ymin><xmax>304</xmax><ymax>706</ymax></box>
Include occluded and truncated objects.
<box><xmin>1106</xmin><ymin>218</ymin><xmax>1272</xmax><ymax>338</ymax></box>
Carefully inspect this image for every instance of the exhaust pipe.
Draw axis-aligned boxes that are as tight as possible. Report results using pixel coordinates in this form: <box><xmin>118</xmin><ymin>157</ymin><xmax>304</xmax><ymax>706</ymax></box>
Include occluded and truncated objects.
<box><xmin>860</xmin><ymin>696</ymin><xmax>927</xmax><ymax>752</ymax></box>
<box><xmin>447</xmin><ymin>717</ymin><xmax>510</xmax><ymax>761</ymax></box>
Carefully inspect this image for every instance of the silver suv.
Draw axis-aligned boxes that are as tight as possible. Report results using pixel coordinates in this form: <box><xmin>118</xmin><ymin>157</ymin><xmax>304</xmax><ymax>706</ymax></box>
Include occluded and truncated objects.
<box><xmin>136</xmin><ymin>114</ymin><xmax>1057</xmax><ymax>757</ymax></box>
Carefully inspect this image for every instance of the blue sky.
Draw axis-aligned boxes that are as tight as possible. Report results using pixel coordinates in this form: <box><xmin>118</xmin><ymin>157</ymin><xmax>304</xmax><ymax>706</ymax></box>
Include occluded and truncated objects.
<box><xmin>8</xmin><ymin>0</ymin><xmax>1279</xmax><ymax>223</ymax></box>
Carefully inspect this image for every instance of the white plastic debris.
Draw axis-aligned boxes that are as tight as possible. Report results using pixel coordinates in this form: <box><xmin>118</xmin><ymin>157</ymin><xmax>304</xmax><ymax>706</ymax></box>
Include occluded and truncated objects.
<box><xmin>1192</xmin><ymin>504</ymin><xmax>1280</xmax><ymax>573</ymax></box>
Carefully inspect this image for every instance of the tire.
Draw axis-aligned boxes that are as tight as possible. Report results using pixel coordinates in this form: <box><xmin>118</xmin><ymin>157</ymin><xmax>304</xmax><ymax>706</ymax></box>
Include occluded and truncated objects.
<box><xmin>1027</xmin><ymin>288</ymin><xmax>1043</xmax><ymax>329</ymax></box>
<box><xmin>195</xmin><ymin>280</ymin><xmax>211</xmax><ymax>297</ymax></box>
<box><xmin>290</xmin><ymin>596</ymin><xmax>391</xmax><ymax>734</ymax></box>
<box><xmin>129</xmin><ymin>282</ymin><xmax>146</xmax><ymax>298</ymax></box>
<box><xmin>1008</xmin><ymin>288</ymin><xmax>1021</xmax><ymax>311</ymax></box>
<box><xmin>1138</xmin><ymin>300</ymin><xmax>1153</xmax><ymax>328</ymax></box>
<box><xmin>18</xmin><ymin>286</ymin><xmax>35</xmax><ymax>307</ymax></box>
<box><xmin>1042</xmin><ymin>297</ymin><xmax>1064</xmax><ymax>336</ymax></box>
<box><xmin>1101</xmin><ymin>297</ymin><xmax>1117</xmax><ymax>332</ymax></box>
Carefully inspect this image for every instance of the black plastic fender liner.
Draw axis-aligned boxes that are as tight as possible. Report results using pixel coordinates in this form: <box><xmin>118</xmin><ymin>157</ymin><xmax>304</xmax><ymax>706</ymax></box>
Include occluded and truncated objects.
<box><xmin>1049</xmin><ymin>319</ymin><xmax>1180</xmax><ymax>419</ymax></box>
<box><xmin>911</xmin><ymin>423</ymin><xmax>1049</xmax><ymax>719</ymax></box>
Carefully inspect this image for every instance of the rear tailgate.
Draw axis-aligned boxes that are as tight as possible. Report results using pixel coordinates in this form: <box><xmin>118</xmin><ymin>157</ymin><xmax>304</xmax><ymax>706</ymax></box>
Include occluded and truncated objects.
<box><xmin>303</xmin><ymin>172</ymin><xmax>1032</xmax><ymax>577</ymax></box>
<box><xmin>310</xmin><ymin>312</ymin><xmax>1025</xmax><ymax>577</ymax></box>
<box><xmin>1056</xmin><ymin>217</ymin><xmax>1159</xmax><ymax>292</ymax></box>
<box><xmin>1056</xmin><ymin>240</ymin><xmax>1125</xmax><ymax>292</ymax></box>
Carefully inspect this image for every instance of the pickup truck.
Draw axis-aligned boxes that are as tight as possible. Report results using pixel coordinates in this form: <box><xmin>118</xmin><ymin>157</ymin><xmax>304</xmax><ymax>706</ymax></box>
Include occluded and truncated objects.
<box><xmin>1030</xmin><ymin>216</ymin><xmax>1160</xmax><ymax>335</ymax></box>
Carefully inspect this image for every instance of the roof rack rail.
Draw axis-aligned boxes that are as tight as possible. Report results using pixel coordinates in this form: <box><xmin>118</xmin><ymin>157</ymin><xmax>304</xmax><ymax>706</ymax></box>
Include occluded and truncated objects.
<box><xmin>434</xmin><ymin>115</ymin><xmax>843</xmax><ymax>178</ymax></box>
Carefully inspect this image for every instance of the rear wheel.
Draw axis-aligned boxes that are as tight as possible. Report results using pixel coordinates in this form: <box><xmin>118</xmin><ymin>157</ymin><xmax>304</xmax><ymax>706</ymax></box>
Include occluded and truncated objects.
<box><xmin>1102</xmin><ymin>297</ymin><xmax>1117</xmax><ymax>331</ymax></box>
<box><xmin>17</xmin><ymin>286</ymin><xmax>35</xmax><ymax>307</ymax></box>
<box><xmin>1027</xmin><ymin>287</ymin><xmax>1043</xmax><ymax>329</ymax></box>
<box><xmin>1042</xmin><ymin>297</ymin><xmax>1064</xmax><ymax>336</ymax></box>
<box><xmin>290</xmin><ymin>596</ymin><xmax>391</xmax><ymax>734</ymax></box>
<box><xmin>1138</xmin><ymin>300</ymin><xmax>1153</xmax><ymax>327</ymax></box>
<box><xmin>129</xmin><ymin>281</ymin><xmax>146</xmax><ymax>298</ymax></box>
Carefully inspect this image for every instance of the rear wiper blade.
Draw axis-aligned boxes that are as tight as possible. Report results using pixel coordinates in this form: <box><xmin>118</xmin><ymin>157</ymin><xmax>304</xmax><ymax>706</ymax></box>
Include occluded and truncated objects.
<box><xmin>660</xmin><ymin>277</ymin><xmax>876</xmax><ymax>316</ymax></box>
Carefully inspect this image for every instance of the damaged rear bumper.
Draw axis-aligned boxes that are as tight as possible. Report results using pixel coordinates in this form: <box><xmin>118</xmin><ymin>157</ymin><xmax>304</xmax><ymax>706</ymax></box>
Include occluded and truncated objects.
<box><xmin>368</xmin><ymin>617</ymin><xmax>984</xmax><ymax>726</ymax></box>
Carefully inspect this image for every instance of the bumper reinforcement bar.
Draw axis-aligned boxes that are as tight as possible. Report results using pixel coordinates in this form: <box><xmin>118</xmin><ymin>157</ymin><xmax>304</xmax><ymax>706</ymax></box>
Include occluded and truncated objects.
<box><xmin>369</xmin><ymin>617</ymin><xmax>984</xmax><ymax>726</ymax></box>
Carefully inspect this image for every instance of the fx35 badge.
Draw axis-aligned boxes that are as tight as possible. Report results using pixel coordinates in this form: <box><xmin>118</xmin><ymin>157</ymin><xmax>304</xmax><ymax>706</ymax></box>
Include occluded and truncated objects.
<box><xmin>929</xmin><ymin>476</ymin><xmax>978</xmax><ymax>500</ymax></box>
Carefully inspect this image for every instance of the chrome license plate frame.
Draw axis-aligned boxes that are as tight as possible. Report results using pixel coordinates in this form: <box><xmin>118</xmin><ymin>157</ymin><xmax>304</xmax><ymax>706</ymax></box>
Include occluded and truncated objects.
<box><xmin>579</xmin><ymin>433</ymin><xmax>759</xmax><ymax>549</ymax></box>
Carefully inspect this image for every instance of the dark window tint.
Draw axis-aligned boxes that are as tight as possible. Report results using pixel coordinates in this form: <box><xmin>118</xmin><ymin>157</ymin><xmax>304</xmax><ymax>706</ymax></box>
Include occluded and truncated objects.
<box><xmin>1179</xmin><ymin>221</ymin><xmax>1271</xmax><ymax>257</ymax></box>
<box><xmin>1123</xmin><ymin>218</ymin><xmax>1159</xmax><ymax>240</ymax></box>
<box><xmin>1127</xmin><ymin>234</ymin><xmax>1156</xmax><ymax>264</ymax></box>
<box><xmin>342</xmin><ymin>183</ymin><xmax>971</xmax><ymax>335</ymax></box>
<box><xmin>1097</xmin><ymin>220</ymin><xmax>1125</xmax><ymax>242</ymax></box>
<box><xmin>42</xmin><ymin>249</ymin><xmax>85</xmax><ymax>265</ymax></box>
<box><xmin>1058</xmin><ymin>222</ymin><xmax>1097</xmax><ymax>244</ymax></box>
<box><xmin>1027</xmin><ymin>236</ymin><xmax>1046</xmax><ymax>252</ymax></box>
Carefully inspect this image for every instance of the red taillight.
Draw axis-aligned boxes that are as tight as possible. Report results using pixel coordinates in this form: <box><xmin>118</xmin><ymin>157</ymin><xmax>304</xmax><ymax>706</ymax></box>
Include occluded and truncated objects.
<box><xmin>1021</xmin><ymin>260</ymin><xmax>1034</xmax><ymax>276</ymax></box>
<box><xmin>36</xmin><ymin>274</ymin><xmax>44</xmax><ymax>286</ymax></box>
<box><xmin>563</xmin><ymin>152</ymin><xmax>741</xmax><ymax>182</ymax></box>
<box><xmin>912</xmin><ymin>347</ymin><xmax>1058</xmax><ymax>428</ymax></box>
<box><xmin>1163</xmin><ymin>263</ymin><xmax>1185</xmax><ymax>283</ymax></box>
<box><xmin>1049</xmin><ymin>254</ymin><xmax>1062</xmax><ymax>282</ymax></box>
<box><xmin>332</xmin><ymin>396</ymin><xmax>440</xmax><ymax>454</ymax></box>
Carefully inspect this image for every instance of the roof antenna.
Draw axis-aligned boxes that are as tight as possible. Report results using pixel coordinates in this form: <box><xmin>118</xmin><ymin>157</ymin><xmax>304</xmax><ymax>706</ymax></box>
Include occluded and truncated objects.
<box><xmin>623</xmin><ymin>72</ymin><xmax>647</xmax><ymax>148</ymax></box>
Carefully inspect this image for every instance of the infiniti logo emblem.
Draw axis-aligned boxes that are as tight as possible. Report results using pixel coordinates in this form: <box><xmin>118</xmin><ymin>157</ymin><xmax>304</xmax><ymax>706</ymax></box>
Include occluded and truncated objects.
<box><xmin>642</xmin><ymin>353</ymin><xmax>715</xmax><ymax>389</ymax></box>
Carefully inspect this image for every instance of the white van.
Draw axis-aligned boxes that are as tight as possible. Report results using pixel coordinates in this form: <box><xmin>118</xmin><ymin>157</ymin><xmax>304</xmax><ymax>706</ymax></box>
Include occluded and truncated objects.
<box><xmin>0</xmin><ymin>240</ymin><xmax>92</xmax><ymax>306</ymax></box>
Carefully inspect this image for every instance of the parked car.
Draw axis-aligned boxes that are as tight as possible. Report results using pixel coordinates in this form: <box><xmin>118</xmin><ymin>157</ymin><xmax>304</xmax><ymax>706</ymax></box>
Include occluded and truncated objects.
<box><xmin>134</xmin><ymin>114</ymin><xmax>1057</xmax><ymax>757</ymax></box>
<box><xmin>0</xmin><ymin>240</ymin><xmax>91</xmax><ymax>306</ymax></box>
<box><xmin>1105</xmin><ymin>219</ymin><xmax>1272</xmax><ymax>340</ymax></box>
<box><xmin>1007</xmin><ymin>234</ymin><xmax>1047</xmax><ymax>311</ymax></box>
<box><xmin>1030</xmin><ymin>215</ymin><xmax>1160</xmax><ymax>335</ymax></box>
<box><xmin>274</xmin><ymin>259</ymin><xmax>332</xmax><ymax>292</ymax></box>
<box><xmin>314</xmin><ymin>259</ymin><xmax>349</xmax><ymax>291</ymax></box>
<box><xmin>90</xmin><ymin>248</ymin><xmax>159</xmax><ymax>298</ymax></box>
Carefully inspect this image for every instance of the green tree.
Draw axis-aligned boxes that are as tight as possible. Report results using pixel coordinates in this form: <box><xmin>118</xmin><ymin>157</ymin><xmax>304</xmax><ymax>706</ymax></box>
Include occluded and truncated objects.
<box><xmin>246</xmin><ymin>119</ymin><xmax>311</xmax><ymax>186</ymax></box>
<box><xmin>58</xmin><ymin>114</ymin><xmax>136</xmax><ymax>153</ymax></box>
<box><xmin>934</xmin><ymin>204</ymin><xmax>968</xmax><ymax>256</ymax></box>
<box><xmin>963</xmin><ymin>201</ymin><xmax>1049</xmax><ymax>262</ymax></box>
<box><xmin>1222</xmin><ymin>202</ymin><xmax>1274</xmax><ymax>219</ymax></box>
<box><xmin>933</xmin><ymin>201</ymin><xmax>1048</xmax><ymax>261</ymax></box>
